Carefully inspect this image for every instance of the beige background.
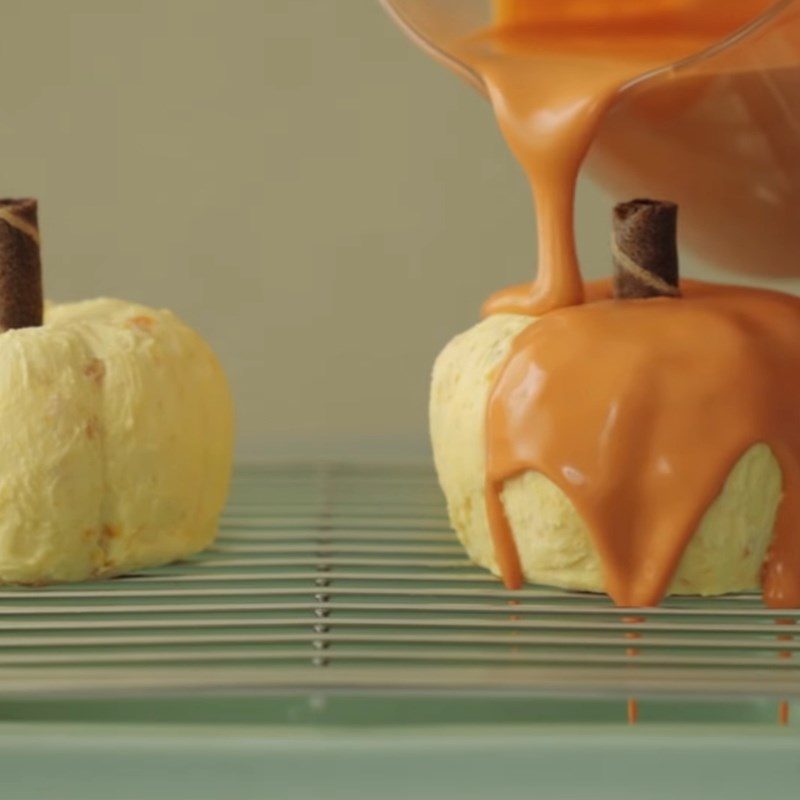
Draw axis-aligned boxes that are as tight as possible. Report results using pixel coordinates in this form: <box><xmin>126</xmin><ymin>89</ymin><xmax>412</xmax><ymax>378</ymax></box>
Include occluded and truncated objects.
<box><xmin>0</xmin><ymin>1</ymin><xmax>792</xmax><ymax>461</ymax></box>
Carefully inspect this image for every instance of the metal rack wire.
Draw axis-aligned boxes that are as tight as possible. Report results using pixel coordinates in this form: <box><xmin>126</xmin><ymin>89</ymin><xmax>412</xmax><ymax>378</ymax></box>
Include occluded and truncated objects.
<box><xmin>0</xmin><ymin>463</ymin><xmax>796</xmax><ymax>701</ymax></box>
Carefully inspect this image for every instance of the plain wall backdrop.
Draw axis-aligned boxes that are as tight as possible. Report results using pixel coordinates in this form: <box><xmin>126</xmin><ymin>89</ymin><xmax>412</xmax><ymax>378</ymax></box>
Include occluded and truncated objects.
<box><xmin>1</xmin><ymin>1</ymin><xmax>794</xmax><ymax>461</ymax></box>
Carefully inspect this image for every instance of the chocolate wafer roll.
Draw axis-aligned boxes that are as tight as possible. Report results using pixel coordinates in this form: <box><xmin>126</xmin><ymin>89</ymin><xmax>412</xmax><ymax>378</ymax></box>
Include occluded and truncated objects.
<box><xmin>0</xmin><ymin>198</ymin><xmax>43</xmax><ymax>332</ymax></box>
<box><xmin>612</xmin><ymin>199</ymin><xmax>680</xmax><ymax>300</ymax></box>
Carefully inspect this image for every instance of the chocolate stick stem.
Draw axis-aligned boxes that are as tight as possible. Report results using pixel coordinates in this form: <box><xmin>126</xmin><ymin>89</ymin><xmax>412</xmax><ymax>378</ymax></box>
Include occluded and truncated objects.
<box><xmin>0</xmin><ymin>198</ymin><xmax>43</xmax><ymax>332</ymax></box>
<box><xmin>612</xmin><ymin>199</ymin><xmax>680</xmax><ymax>300</ymax></box>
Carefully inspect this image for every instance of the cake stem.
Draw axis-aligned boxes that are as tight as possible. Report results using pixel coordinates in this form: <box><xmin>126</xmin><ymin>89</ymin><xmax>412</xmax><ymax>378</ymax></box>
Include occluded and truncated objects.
<box><xmin>0</xmin><ymin>198</ymin><xmax>43</xmax><ymax>332</ymax></box>
<box><xmin>612</xmin><ymin>199</ymin><xmax>680</xmax><ymax>300</ymax></box>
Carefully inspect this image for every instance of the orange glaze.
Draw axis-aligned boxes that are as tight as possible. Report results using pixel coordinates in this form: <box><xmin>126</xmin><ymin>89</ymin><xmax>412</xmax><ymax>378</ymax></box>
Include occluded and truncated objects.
<box><xmin>776</xmin><ymin>618</ymin><xmax>794</xmax><ymax>724</ymax></box>
<box><xmin>447</xmin><ymin>0</ymin><xmax>796</xmax><ymax>608</ymax></box>
<box><xmin>624</xmin><ymin>614</ymin><xmax>643</xmax><ymax>724</ymax></box>
<box><xmin>627</xmin><ymin>698</ymin><xmax>639</xmax><ymax>725</ymax></box>
<box><xmin>485</xmin><ymin>280</ymin><xmax>800</xmax><ymax>608</ymax></box>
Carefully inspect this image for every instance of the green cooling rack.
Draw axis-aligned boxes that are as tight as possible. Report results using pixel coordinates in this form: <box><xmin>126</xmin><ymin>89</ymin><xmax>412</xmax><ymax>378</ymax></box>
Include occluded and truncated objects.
<box><xmin>0</xmin><ymin>462</ymin><xmax>796</xmax><ymax>710</ymax></box>
<box><xmin>0</xmin><ymin>464</ymin><xmax>797</xmax><ymax>800</ymax></box>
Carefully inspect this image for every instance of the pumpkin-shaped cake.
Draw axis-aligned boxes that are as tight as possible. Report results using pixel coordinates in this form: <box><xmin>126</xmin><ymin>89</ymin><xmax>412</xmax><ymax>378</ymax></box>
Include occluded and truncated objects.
<box><xmin>0</xmin><ymin>198</ymin><xmax>233</xmax><ymax>583</ymax></box>
<box><xmin>430</xmin><ymin>200</ymin><xmax>800</xmax><ymax>609</ymax></box>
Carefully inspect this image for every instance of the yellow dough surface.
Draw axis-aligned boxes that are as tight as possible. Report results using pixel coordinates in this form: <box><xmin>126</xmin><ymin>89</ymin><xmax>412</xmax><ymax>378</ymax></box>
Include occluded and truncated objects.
<box><xmin>430</xmin><ymin>314</ymin><xmax>781</xmax><ymax>597</ymax></box>
<box><xmin>0</xmin><ymin>297</ymin><xmax>234</xmax><ymax>583</ymax></box>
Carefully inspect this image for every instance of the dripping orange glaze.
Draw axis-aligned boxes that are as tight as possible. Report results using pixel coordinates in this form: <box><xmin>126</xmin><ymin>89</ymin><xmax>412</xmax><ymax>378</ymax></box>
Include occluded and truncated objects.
<box><xmin>448</xmin><ymin>0</ymin><xmax>795</xmax><ymax>608</ymax></box>
<box><xmin>485</xmin><ymin>280</ymin><xmax>800</xmax><ymax>608</ymax></box>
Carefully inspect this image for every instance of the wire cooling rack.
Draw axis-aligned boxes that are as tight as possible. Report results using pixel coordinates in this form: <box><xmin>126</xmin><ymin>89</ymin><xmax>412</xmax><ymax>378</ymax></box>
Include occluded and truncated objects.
<box><xmin>0</xmin><ymin>463</ymin><xmax>796</xmax><ymax>702</ymax></box>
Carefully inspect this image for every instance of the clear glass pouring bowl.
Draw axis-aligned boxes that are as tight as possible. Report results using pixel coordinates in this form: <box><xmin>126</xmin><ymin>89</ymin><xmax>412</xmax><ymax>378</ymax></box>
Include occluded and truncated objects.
<box><xmin>380</xmin><ymin>0</ymin><xmax>800</xmax><ymax>278</ymax></box>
